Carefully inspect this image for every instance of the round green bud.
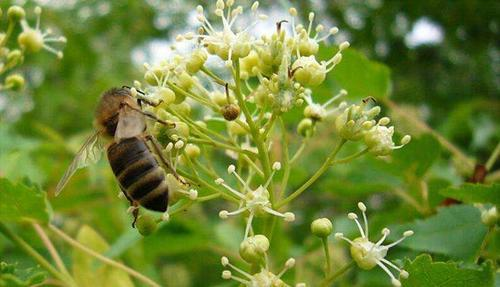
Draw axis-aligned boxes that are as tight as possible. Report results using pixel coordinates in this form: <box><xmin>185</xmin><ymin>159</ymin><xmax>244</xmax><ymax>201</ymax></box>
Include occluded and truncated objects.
<box><xmin>176</xmin><ymin>72</ymin><xmax>195</xmax><ymax>91</ymax></box>
<box><xmin>7</xmin><ymin>6</ymin><xmax>25</xmax><ymax>22</ymax></box>
<box><xmin>227</xmin><ymin>121</ymin><xmax>248</xmax><ymax>136</ymax></box>
<box><xmin>310</xmin><ymin>218</ymin><xmax>333</xmax><ymax>238</ymax></box>
<box><xmin>186</xmin><ymin>49</ymin><xmax>207</xmax><ymax>74</ymax></box>
<box><xmin>221</xmin><ymin>104</ymin><xmax>240</xmax><ymax>121</ymax></box>
<box><xmin>18</xmin><ymin>29</ymin><xmax>44</xmax><ymax>53</ymax></box>
<box><xmin>5</xmin><ymin>74</ymin><xmax>25</xmax><ymax>91</ymax></box>
<box><xmin>297</xmin><ymin>118</ymin><xmax>313</xmax><ymax>137</ymax></box>
<box><xmin>171</xmin><ymin>102</ymin><xmax>191</xmax><ymax>117</ymax></box>
<box><xmin>144</xmin><ymin>71</ymin><xmax>159</xmax><ymax>86</ymax></box>
<box><xmin>157</xmin><ymin>87</ymin><xmax>176</xmax><ymax>105</ymax></box>
<box><xmin>184</xmin><ymin>143</ymin><xmax>200</xmax><ymax>158</ymax></box>
<box><xmin>239</xmin><ymin>235</ymin><xmax>270</xmax><ymax>264</ymax></box>
<box><xmin>167</xmin><ymin>121</ymin><xmax>189</xmax><ymax>139</ymax></box>
<box><xmin>136</xmin><ymin>214</ymin><xmax>158</xmax><ymax>236</ymax></box>
<box><xmin>7</xmin><ymin>49</ymin><xmax>23</xmax><ymax>66</ymax></box>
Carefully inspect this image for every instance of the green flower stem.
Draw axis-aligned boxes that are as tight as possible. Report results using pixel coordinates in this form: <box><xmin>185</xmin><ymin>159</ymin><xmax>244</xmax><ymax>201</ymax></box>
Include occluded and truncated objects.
<box><xmin>200</xmin><ymin>66</ymin><xmax>235</xmax><ymax>89</ymax></box>
<box><xmin>167</xmin><ymin>81</ymin><xmax>218</xmax><ymax>110</ymax></box>
<box><xmin>319</xmin><ymin>261</ymin><xmax>355</xmax><ymax>287</ymax></box>
<box><xmin>486</xmin><ymin>141</ymin><xmax>500</xmax><ymax>171</ymax></box>
<box><xmin>196</xmin><ymin>193</ymin><xmax>221</xmax><ymax>202</ymax></box>
<box><xmin>331</xmin><ymin>147</ymin><xmax>370</xmax><ymax>164</ymax></box>
<box><xmin>278</xmin><ymin>118</ymin><xmax>290</xmax><ymax>201</ymax></box>
<box><xmin>0</xmin><ymin>222</ymin><xmax>76</xmax><ymax>287</ymax></box>
<box><xmin>177</xmin><ymin>168</ymin><xmax>240</xmax><ymax>203</ymax></box>
<box><xmin>0</xmin><ymin>21</ymin><xmax>15</xmax><ymax>48</ymax></box>
<box><xmin>32</xmin><ymin>223</ymin><xmax>71</xmax><ymax>278</ymax></box>
<box><xmin>233</xmin><ymin>60</ymin><xmax>273</xmax><ymax>199</ymax></box>
<box><xmin>48</xmin><ymin>224</ymin><xmax>161</xmax><ymax>287</ymax></box>
<box><xmin>321</xmin><ymin>237</ymin><xmax>332</xmax><ymax>277</ymax></box>
<box><xmin>277</xmin><ymin>139</ymin><xmax>346</xmax><ymax>209</ymax></box>
<box><xmin>290</xmin><ymin>139</ymin><xmax>308</xmax><ymax>164</ymax></box>
<box><xmin>166</xmin><ymin>106</ymin><xmax>231</xmax><ymax>143</ymax></box>
<box><xmin>190</xmin><ymin>138</ymin><xmax>256</xmax><ymax>159</ymax></box>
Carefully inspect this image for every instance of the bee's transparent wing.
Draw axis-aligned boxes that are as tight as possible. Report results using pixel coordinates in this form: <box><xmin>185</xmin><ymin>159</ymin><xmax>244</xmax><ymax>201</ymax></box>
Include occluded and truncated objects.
<box><xmin>114</xmin><ymin>104</ymin><xmax>145</xmax><ymax>141</ymax></box>
<box><xmin>55</xmin><ymin>130</ymin><xmax>104</xmax><ymax>195</ymax></box>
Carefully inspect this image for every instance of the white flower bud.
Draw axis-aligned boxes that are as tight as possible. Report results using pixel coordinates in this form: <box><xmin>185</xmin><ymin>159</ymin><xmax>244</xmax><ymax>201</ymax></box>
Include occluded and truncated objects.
<box><xmin>339</xmin><ymin>41</ymin><xmax>350</xmax><ymax>51</ymax></box>
<box><xmin>222</xmin><ymin>270</ymin><xmax>231</xmax><ymax>279</ymax></box>
<box><xmin>401</xmin><ymin>135</ymin><xmax>411</xmax><ymax>145</ymax></box>
<box><xmin>285</xmin><ymin>258</ymin><xmax>296</xmax><ymax>268</ymax></box>
<box><xmin>272</xmin><ymin>162</ymin><xmax>281</xmax><ymax>171</ymax></box>
<box><xmin>289</xmin><ymin>7</ymin><xmax>297</xmax><ymax>16</ymax></box>
<box><xmin>348</xmin><ymin>212</ymin><xmax>358</xmax><ymax>220</ymax></box>
<box><xmin>403</xmin><ymin>230</ymin><xmax>414</xmax><ymax>237</ymax></box>
<box><xmin>284</xmin><ymin>212</ymin><xmax>295</xmax><ymax>222</ymax></box>
<box><xmin>227</xmin><ymin>164</ymin><xmax>236</xmax><ymax>174</ymax></box>
<box><xmin>219</xmin><ymin>210</ymin><xmax>229</xmax><ymax>219</ymax></box>
<box><xmin>188</xmin><ymin>189</ymin><xmax>198</xmax><ymax>200</ymax></box>
<box><xmin>221</xmin><ymin>256</ymin><xmax>229</xmax><ymax>266</ymax></box>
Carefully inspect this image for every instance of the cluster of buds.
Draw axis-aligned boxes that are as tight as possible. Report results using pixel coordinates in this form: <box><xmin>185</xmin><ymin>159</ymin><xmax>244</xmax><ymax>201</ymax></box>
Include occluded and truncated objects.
<box><xmin>0</xmin><ymin>6</ymin><xmax>65</xmax><ymax>93</ymax></box>
<box><xmin>335</xmin><ymin>202</ymin><xmax>413</xmax><ymax>287</ymax></box>
<box><xmin>221</xmin><ymin>234</ymin><xmax>305</xmax><ymax>287</ymax></box>
<box><xmin>334</xmin><ymin>99</ymin><xmax>411</xmax><ymax>156</ymax></box>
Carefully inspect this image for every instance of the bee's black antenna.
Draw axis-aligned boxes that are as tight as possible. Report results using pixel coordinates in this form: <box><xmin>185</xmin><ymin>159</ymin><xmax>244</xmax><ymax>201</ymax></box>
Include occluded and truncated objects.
<box><xmin>122</xmin><ymin>85</ymin><xmax>146</xmax><ymax>96</ymax></box>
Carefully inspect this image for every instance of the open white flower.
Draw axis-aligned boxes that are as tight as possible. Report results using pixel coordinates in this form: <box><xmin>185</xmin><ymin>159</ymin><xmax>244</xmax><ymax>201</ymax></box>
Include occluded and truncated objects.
<box><xmin>216</xmin><ymin>162</ymin><xmax>294</xmax><ymax>239</ymax></box>
<box><xmin>17</xmin><ymin>6</ymin><xmax>66</xmax><ymax>58</ymax></box>
<box><xmin>335</xmin><ymin>202</ymin><xmax>413</xmax><ymax>287</ymax></box>
<box><xmin>303</xmin><ymin>89</ymin><xmax>348</xmax><ymax>121</ymax></box>
<box><xmin>221</xmin><ymin>255</ymin><xmax>303</xmax><ymax>287</ymax></box>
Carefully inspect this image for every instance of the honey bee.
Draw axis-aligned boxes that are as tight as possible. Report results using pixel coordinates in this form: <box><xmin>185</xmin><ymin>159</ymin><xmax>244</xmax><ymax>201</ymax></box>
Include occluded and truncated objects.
<box><xmin>56</xmin><ymin>87</ymin><xmax>182</xmax><ymax>226</ymax></box>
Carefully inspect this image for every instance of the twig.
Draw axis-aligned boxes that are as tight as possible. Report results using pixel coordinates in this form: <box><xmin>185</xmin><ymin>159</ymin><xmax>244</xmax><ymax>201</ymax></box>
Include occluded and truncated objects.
<box><xmin>32</xmin><ymin>223</ymin><xmax>71</xmax><ymax>277</ymax></box>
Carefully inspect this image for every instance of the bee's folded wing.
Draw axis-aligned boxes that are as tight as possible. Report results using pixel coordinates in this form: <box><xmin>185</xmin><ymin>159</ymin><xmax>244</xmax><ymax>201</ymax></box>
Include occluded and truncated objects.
<box><xmin>114</xmin><ymin>105</ymin><xmax>146</xmax><ymax>141</ymax></box>
<box><xmin>55</xmin><ymin>130</ymin><xmax>103</xmax><ymax>195</ymax></box>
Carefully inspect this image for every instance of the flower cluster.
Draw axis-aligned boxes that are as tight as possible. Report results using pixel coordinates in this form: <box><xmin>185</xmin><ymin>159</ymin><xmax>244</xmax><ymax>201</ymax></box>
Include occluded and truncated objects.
<box><xmin>127</xmin><ymin>1</ymin><xmax>412</xmax><ymax>285</ymax></box>
<box><xmin>0</xmin><ymin>6</ymin><xmax>65</xmax><ymax>93</ymax></box>
<box><xmin>333</xmin><ymin>99</ymin><xmax>411</xmax><ymax>156</ymax></box>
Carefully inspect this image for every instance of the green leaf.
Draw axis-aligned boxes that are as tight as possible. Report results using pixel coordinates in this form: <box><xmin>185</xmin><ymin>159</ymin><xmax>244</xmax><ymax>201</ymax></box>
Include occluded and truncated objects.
<box><xmin>392</xmin><ymin>205</ymin><xmax>487</xmax><ymax>260</ymax></box>
<box><xmin>391</xmin><ymin>134</ymin><xmax>441</xmax><ymax>178</ymax></box>
<box><xmin>0</xmin><ymin>262</ymin><xmax>46</xmax><ymax>287</ymax></box>
<box><xmin>72</xmin><ymin>225</ymin><xmax>134</xmax><ymax>287</ymax></box>
<box><xmin>402</xmin><ymin>254</ymin><xmax>494</xmax><ymax>287</ymax></box>
<box><xmin>440</xmin><ymin>183</ymin><xmax>500</xmax><ymax>205</ymax></box>
<box><xmin>317</xmin><ymin>48</ymin><xmax>391</xmax><ymax>100</ymax></box>
<box><xmin>0</xmin><ymin>178</ymin><xmax>51</xmax><ymax>224</ymax></box>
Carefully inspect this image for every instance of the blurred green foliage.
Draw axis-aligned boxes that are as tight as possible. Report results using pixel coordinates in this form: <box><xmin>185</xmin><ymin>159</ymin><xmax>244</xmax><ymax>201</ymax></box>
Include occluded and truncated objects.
<box><xmin>0</xmin><ymin>0</ymin><xmax>498</xmax><ymax>286</ymax></box>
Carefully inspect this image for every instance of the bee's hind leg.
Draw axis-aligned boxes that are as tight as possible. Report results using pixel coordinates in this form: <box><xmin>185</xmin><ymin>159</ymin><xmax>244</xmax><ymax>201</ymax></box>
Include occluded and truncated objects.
<box><xmin>119</xmin><ymin>185</ymin><xmax>140</xmax><ymax>228</ymax></box>
<box><xmin>131</xmin><ymin>202</ymin><xmax>140</xmax><ymax>228</ymax></box>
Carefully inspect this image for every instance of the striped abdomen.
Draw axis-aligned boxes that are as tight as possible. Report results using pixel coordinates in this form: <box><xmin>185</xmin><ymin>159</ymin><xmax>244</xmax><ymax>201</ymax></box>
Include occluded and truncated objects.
<box><xmin>107</xmin><ymin>137</ymin><xmax>168</xmax><ymax>212</ymax></box>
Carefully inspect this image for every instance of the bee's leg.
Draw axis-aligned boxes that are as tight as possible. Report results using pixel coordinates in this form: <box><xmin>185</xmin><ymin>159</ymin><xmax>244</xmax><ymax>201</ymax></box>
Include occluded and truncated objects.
<box><xmin>145</xmin><ymin>134</ymin><xmax>187</xmax><ymax>185</ymax></box>
<box><xmin>119</xmin><ymin>185</ymin><xmax>140</xmax><ymax>228</ymax></box>
<box><xmin>131</xmin><ymin>202</ymin><xmax>140</xmax><ymax>228</ymax></box>
<box><xmin>120</xmin><ymin>102</ymin><xmax>174</xmax><ymax>127</ymax></box>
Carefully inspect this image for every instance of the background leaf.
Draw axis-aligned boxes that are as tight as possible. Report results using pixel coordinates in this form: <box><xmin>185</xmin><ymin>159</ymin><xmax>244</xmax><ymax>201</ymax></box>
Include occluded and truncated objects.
<box><xmin>392</xmin><ymin>205</ymin><xmax>487</xmax><ymax>261</ymax></box>
<box><xmin>440</xmin><ymin>183</ymin><xmax>500</xmax><ymax>206</ymax></box>
<box><xmin>72</xmin><ymin>225</ymin><xmax>134</xmax><ymax>287</ymax></box>
<box><xmin>402</xmin><ymin>254</ymin><xmax>494</xmax><ymax>287</ymax></box>
<box><xmin>0</xmin><ymin>178</ymin><xmax>51</xmax><ymax>224</ymax></box>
